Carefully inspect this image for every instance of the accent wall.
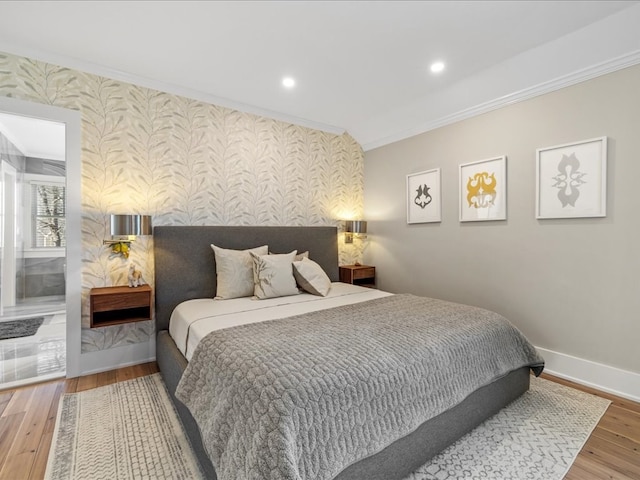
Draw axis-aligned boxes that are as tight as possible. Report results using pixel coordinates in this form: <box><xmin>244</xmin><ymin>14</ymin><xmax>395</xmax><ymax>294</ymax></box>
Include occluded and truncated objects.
<box><xmin>0</xmin><ymin>51</ymin><xmax>364</xmax><ymax>356</ymax></box>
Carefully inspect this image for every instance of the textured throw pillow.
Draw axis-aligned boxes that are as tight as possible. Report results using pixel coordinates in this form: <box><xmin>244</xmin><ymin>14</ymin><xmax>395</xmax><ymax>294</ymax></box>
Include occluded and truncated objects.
<box><xmin>250</xmin><ymin>250</ymin><xmax>299</xmax><ymax>299</ymax></box>
<box><xmin>211</xmin><ymin>244</ymin><xmax>269</xmax><ymax>299</ymax></box>
<box><xmin>292</xmin><ymin>257</ymin><xmax>332</xmax><ymax>297</ymax></box>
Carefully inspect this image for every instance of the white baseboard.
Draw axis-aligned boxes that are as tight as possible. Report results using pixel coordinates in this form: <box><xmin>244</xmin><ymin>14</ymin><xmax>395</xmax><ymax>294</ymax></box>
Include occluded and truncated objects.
<box><xmin>536</xmin><ymin>346</ymin><xmax>640</xmax><ymax>403</ymax></box>
<box><xmin>77</xmin><ymin>339</ymin><xmax>156</xmax><ymax>377</ymax></box>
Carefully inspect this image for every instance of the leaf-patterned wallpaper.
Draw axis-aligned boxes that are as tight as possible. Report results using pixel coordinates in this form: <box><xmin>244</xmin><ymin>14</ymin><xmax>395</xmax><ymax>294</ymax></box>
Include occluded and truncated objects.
<box><xmin>0</xmin><ymin>51</ymin><xmax>364</xmax><ymax>352</ymax></box>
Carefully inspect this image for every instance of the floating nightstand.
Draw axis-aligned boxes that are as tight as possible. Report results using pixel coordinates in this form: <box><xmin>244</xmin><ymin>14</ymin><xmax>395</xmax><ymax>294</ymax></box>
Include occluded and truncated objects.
<box><xmin>89</xmin><ymin>285</ymin><xmax>152</xmax><ymax>328</ymax></box>
<box><xmin>339</xmin><ymin>264</ymin><xmax>376</xmax><ymax>288</ymax></box>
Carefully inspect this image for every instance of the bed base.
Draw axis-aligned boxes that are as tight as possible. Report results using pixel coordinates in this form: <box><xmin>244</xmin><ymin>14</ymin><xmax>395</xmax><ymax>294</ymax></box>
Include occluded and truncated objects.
<box><xmin>157</xmin><ymin>330</ymin><xmax>530</xmax><ymax>480</ymax></box>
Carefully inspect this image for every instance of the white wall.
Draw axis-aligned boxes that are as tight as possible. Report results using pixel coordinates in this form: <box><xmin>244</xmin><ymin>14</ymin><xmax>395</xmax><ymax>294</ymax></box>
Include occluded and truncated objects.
<box><xmin>364</xmin><ymin>64</ymin><xmax>640</xmax><ymax>400</ymax></box>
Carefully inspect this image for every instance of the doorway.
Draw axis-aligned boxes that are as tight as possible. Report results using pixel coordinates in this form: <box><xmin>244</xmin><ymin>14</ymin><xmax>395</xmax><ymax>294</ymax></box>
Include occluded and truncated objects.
<box><xmin>0</xmin><ymin>97</ymin><xmax>81</xmax><ymax>388</ymax></box>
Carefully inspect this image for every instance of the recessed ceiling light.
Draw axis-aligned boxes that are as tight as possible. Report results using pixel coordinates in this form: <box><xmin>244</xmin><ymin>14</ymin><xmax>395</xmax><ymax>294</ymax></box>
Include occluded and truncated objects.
<box><xmin>430</xmin><ymin>61</ymin><xmax>445</xmax><ymax>74</ymax></box>
<box><xmin>282</xmin><ymin>77</ymin><xmax>296</xmax><ymax>88</ymax></box>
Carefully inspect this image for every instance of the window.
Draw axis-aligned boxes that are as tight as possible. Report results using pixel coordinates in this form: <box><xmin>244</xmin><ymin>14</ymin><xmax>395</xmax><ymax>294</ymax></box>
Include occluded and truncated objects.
<box><xmin>24</xmin><ymin>175</ymin><xmax>66</xmax><ymax>250</ymax></box>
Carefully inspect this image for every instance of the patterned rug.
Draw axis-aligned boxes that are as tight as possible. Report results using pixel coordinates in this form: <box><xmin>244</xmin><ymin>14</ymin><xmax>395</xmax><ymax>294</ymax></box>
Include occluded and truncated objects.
<box><xmin>0</xmin><ymin>316</ymin><xmax>44</xmax><ymax>340</ymax></box>
<box><xmin>45</xmin><ymin>374</ymin><xmax>610</xmax><ymax>480</ymax></box>
<box><xmin>45</xmin><ymin>374</ymin><xmax>204</xmax><ymax>480</ymax></box>
<box><xmin>407</xmin><ymin>376</ymin><xmax>611</xmax><ymax>480</ymax></box>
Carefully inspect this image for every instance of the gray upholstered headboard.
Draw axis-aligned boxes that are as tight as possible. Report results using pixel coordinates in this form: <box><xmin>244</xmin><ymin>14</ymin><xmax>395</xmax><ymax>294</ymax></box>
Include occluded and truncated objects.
<box><xmin>153</xmin><ymin>225</ymin><xmax>339</xmax><ymax>332</ymax></box>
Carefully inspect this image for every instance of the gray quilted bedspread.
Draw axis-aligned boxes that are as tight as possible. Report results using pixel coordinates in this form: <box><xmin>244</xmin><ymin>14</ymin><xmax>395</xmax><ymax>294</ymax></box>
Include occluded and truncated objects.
<box><xmin>176</xmin><ymin>294</ymin><xmax>544</xmax><ymax>480</ymax></box>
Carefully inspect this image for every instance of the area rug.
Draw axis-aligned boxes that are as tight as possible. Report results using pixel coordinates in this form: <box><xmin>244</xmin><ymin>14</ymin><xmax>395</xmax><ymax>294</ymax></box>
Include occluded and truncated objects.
<box><xmin>406</xmin><ymin>376</ymin><xmax>611</xmax><ymax>480</ymax></box>
<box><xmin>0</xmin><ymin>316</ymin><xmax>44</xmax><ymax>340</ymax></box>
<box><xmin>45</xmin><ymin>374</ymin><xmax>610</xmax><ymax>480</ymax></box>
<box><xmin>45</xmin><ymin>374</ymin><xmax>204</xmax><ymax>480</ymax></box>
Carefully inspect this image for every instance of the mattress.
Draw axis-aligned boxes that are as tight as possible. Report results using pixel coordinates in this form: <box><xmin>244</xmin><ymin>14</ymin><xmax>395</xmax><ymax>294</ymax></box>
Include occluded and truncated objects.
<box><xmin>169</xmin><ymin>282</ymin><xmax>391</xmax><ymax>360</ymax></box>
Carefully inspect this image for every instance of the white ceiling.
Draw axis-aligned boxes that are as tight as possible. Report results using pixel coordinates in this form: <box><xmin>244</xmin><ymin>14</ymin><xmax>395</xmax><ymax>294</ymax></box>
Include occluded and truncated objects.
<box><xmin>1</xmin><ymin>1</ymin><xmax>639</xmax><ymax>152</ymax></box>
<box><xmin>0</xmin><ymin>112</ymin><xmax>65</xmax><ymax>161</ymax></box>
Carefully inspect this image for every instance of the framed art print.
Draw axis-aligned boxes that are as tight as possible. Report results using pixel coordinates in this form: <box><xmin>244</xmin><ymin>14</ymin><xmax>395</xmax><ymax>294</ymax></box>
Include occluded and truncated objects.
<box><xmin>536</xmin><ymin>137</ymin><xmax>607</xmax><ymax>219</ymax></box>
<box><xmin>407</xmin><ymin>168</ymin><xmax>441</xmax><ymax>224</ymax></box>
<box><xmin>459</xmin><ymin>156</ymin><xmax>507</xmax><ymax>222</ymax></box>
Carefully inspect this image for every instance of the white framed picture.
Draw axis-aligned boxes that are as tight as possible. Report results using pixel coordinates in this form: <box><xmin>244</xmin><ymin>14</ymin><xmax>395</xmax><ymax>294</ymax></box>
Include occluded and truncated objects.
<box><xmin>407</xmin><ymin>168</ymin><xmax>441</xmax><ymax>224</ymax></box>
<box><xmin>459</xmin><ymin>156</ymin><xmax>507</xmax><ymax>222</ymax></box>
<box><xmin>536</xmin><ymin>137</ymin><xmax>607</xmax><ymax>219</ymax></box>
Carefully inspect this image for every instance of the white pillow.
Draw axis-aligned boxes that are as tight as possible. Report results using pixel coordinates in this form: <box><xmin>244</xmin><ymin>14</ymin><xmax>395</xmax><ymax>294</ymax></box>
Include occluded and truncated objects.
<box><xmin>211</xmin><ymin>244</ymin><xmax>268</xmax><ymax>299</ymax></box>
<box><xmin>250</xmin><ymin>250</ymin><xmax>299</xmax><ymax>299</ymax></box>
<box><xmin>295</xmin><ymin>251</ymin><xmax>309</xmax><ymax>261</ymax></box>
<box><xmin>270</xmin><ymin>250</ymin><xmax>308</xmax><ymax>261</ymax></box>
<box><xmin>292</xmin><ymin>257</ymin><xmax>332</xmax><ymax>297</ymax></box>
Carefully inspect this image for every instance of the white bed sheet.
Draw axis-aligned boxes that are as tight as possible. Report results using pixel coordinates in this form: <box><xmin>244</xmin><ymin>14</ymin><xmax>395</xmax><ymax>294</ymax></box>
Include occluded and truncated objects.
<box><xmin>170</xmin><ymin>282</ymin><xmax>392</xmax><ymax>361</ymax></box>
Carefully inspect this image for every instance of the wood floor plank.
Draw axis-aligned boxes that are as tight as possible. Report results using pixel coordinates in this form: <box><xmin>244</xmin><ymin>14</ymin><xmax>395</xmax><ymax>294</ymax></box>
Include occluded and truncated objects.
<box><xmin>580</xmin><ymin>430</ymin><xmax>640</xmax><ymax>479</ymax></box>
<box><xmin>0</xmin><ymin>390</ymin><xmax>14</xmax><ymax>416</ymax></box>
<box><xmin>597</xmin><ymin>404</ymin><xmax>640</xmax><ymax>444</ymax></box>
<box><xmin>42</xmin><ymin>381</ymin><xmax>65</xmax><ymax>436</ymax></box>
<box><xmin>569</xmin><ymin>454</ymin><xmax>634</xmax><ymax>480</ymax></box>
<box><xmin>142</xmin><ymin>362</ymin><xmax>159</xmax><ymax>376</ymax></box>
<box><xmin>29</xmin><ymin>383</ymin><xmax>64</xmax><ymax>480</ymax></box>
<box><xmin>115</xmin><ymin>364</ymin><xmax>139</xmax><ymax>383</ymax></box>
<box><xmin>95</xmin><ymin>369</ymin><xmax>117</xmax><ymax>388</ymax></box>
<box><xmin>64</xmin><ymin>376</ymin><xmax>78</xmax><ymax>394</ymax></box>
<box><xmin>0</xmin><ymin>412</ymin><xmax>25</xmax><ymax>472</ymax></box>
<box><xmin>75</xmin><ymin>372</ymin><xmax>98</xmax><ymax>392</ymax></box>
<box><xmin>29</xmin><ymin>429</ymin><xmax>54</xmax><ymax>480</ymax></box>
<box><xmin>0</xmin><ymin>381</ymin><xmax>59</xmax><ymax>479</ymax></box>
<box><xmin>2</xmin><ymin>386</ymin><xmax>34</xmax><ymax>417</ymax></box>
<box><xmin>591</xmin><ymin>424</ymin><xmax>640</xmax><ymax>454</ymax></box>
<box><xmin>131</xmin><ymin>363</ymin><xmax>149</xmax><ymax>378</ymax></box>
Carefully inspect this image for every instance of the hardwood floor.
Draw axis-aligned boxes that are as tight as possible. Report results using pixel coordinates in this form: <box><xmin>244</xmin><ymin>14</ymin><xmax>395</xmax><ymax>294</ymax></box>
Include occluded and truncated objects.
<box><xmin>0</xmin><ymin>364</ymin><xmax>637</xmax><ymax>479</ymax></box>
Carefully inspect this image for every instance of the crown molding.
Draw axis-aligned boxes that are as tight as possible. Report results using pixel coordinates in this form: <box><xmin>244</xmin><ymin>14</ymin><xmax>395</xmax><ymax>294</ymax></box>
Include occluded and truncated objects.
<box><xmin>362</xmin><ymin>49</ymin><xmax>640</xmax><ymax>152</ymax></box>
<box><xmin>3</xmin><ymin>43</ymin><xmax>639</xmax><ymax>152</ymax></box>
<box><xmin>0</xmin><ymin>43</ymin><xmax>345</xmax><ymax>136</ymax></box>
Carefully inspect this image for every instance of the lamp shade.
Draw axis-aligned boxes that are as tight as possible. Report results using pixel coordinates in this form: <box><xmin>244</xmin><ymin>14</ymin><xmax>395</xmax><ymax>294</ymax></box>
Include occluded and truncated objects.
<box><xmin>110</xmin><ymin>214</ymin><xmax>152</xmax><ymax>237</ymax></box>
<box><xmin>345</xmin><ymin>220</ymin><xmax>367</xmax><ymax>234</ymax></box>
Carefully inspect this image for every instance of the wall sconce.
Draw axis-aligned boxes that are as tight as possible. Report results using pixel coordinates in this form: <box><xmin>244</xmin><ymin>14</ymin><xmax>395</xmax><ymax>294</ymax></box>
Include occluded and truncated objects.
<box><xmin>103</xmin><ymin>214</ymin><xmax>153</xmax><ymax>258</ymax></box>
<box><xmin>344</xmin><ymin>220</ymin><xmax>367</xmax><ymax>244</ymax></box>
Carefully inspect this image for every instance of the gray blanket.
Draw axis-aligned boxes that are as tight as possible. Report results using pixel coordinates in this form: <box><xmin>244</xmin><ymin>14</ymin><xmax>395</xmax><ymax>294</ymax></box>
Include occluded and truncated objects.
<box><xmin>176</xmin><ymin>294</ymin><xmax>544</xmax><ymax>480</ymax></box>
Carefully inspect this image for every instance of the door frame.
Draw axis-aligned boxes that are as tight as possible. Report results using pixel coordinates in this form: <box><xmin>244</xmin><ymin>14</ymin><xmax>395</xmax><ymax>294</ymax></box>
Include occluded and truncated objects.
<box><xmin>0</xmin><ymin>161</ymin><xmax>17</xmax><ymax>309</ymax></box>
<box><xmin>0</xmin><ymin>96</ymin><xmax>82</xmax><ymax>377</ymax></box>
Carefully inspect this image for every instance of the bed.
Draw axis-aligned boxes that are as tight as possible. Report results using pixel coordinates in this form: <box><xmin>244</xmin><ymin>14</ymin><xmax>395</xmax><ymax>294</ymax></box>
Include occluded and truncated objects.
<box><xmin>154</xmin><ymin>225</ymin><xmax>544</xmax><ymax>480</ymax></box>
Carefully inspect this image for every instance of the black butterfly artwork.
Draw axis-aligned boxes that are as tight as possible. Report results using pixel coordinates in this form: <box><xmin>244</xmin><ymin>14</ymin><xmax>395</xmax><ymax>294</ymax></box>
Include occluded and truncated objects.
<box><xmin>414</xmin><ymin>184</ymin><xmax>432</xmax><ymax>209</ymax></box>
